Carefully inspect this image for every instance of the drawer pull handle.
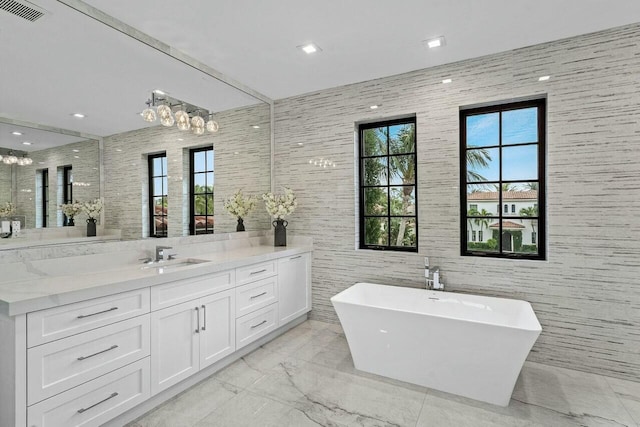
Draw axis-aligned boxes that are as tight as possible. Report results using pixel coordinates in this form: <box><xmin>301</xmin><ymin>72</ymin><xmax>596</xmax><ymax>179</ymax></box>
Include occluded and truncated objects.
<box><xmin>77</xmin><ymin>307</ymin><xmax>118</xmax><ymax>319</ymax></box>
<box><xmin>250</xmin><ymin>269</ymin><xmax>267</xmax><ymax>275</ymax></box>
<box><xmin>77</xmin><ymin>392</ymin><xmax>118</xmax><ymax>414</ymax></box>
<box><xmin>77</xmin><ymin>345</ymin><xmax>119</xmax><ymax>361</ymax></box>
<box><xmin>250</xmin><ymin>291</ymin><xmax>267</xmax><ymax>299</ymax></box>
<box><xmin>250</xmin><ymin>319</ymin><xmax>267</xmax><ymax>329</ymax></box>
<box><xmin>290</xmin><ymin>255</ymin><xmax>302</xmax><ymax>260</ymax></box>
<box><xmin>195</xmin><ymin>306</ymin><xmax>200</xmax><ymax>333</ymax></box>
<box><xmin>201</xmin><ymin>304</ymin><xmax>207</xmax><ymax>331</ymax></box>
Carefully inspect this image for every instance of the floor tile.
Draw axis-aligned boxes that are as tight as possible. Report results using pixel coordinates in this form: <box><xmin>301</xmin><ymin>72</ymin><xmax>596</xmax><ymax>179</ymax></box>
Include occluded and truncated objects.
<box><xmin>606</xmin><ymin>376</ymin><xmax>640</xmax><ymax>426</ymax></box>
<box><xmin>512</xmin><ymin>362</ymin><xmax>637</xmax><ymax>427</ymax></box>
<box><xmin>248</xmin><ymin>358</ymin><xmax>427</xmax><ymax>426</ymax></box>
<box><xmin>213</xmin><ymin>346</ymin><xmax>287</xmax><ymax>389</ymax></box>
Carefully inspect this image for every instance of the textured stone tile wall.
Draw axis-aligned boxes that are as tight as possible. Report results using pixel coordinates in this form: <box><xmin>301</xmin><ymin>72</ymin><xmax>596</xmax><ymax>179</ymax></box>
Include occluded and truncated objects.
<box><xmin>274</xmin><ymin>24</ymin><xmax>640</xmax><ymax>381</ymax></box>
<box><xmin>103</xmin><ymin>103</ymin><xmax>271</xmax><ymax>239</ymax></box>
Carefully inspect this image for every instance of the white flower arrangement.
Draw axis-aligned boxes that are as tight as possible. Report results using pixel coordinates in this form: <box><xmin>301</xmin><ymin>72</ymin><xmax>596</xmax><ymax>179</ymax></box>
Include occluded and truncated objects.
<box><xmin>82</xmin><ymin>198</ymin><xmax>103</xmax><ymax>219</ymax></box>
<box><xmin>0</xmin><ymin>202</ymin><xmax>15</xmax><ymax>217</ymax></box>
<box><xmin>223</xmin><ymin>190</ymin><xmax>257</xmax><ymax>219</ymax></box>
<box><xmin>262</xmin><ymin>187</ymin><xmax>297</xmax><ymax>220</ymax></box>
<box><xmin>60</xmin><ymin>201</ymin><xmax>83</xmax><ymax>218</ymax></box>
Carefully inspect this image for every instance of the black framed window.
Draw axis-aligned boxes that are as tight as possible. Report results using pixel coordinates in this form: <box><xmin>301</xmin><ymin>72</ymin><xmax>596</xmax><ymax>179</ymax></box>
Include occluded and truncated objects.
<box><xmin>148</xmin><ymin>153</ymin><xmax>168</xmax><ymax>237</ymax></box>
<box><xmin>461</xmin><ymin>99</ymin><xmax>545</xmax><ymax>259</ymax></box>
<box><xmin>62</xmin><ymin>165</ymin><xmax>72</xmax><ymax>226</ymax></box>
<box><xmin>189</xmin><ymin>147</ymin><xmax>214</xmax><ymax>235</ymax></box>
<box><xmin>358</xmin><ymin>117</ymin><xmax>417</xmax><ymax>251</ymax></box>
<box><xmin>37</xmin><ymin>169</ymin><xmax>48</xmax><ymax>228</ymax></box>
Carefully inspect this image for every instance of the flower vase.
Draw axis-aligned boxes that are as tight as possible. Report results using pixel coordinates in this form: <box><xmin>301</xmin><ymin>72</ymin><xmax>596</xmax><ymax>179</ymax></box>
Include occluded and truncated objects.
<box><xmin>273</xmin><ymin>219</ymin><xmax>288</xmax><ymax>246</ymax></box>
<box><xmin>86</xmin><ymin>218</ymin><xmax>97</xmax><ymax>237</ymax></box>
<box><xmin>67</xmin><ymin>216</ymin><xmax>75</xmax><ymax>226</ymax></box>
<box><xmin>236</xmin><ymin>218</ymin><xmax>245</xmax><ymax>232</ymax></box>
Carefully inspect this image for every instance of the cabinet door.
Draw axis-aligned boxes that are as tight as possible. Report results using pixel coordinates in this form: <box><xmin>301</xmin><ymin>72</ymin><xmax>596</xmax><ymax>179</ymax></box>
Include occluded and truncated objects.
<box><xmin>277</xmin><ymin>253</ymin><xmax>311</xmax><ymax>324</ymax></box>
<box><xmin>150</xmin><ymin>300</ymin><xmax>200</xmax><ymax>395</ymax></box>
<box><xmin>199</xmin><ymin>290</ymin><xmax>236</xmax><ymax>370</ymax></box>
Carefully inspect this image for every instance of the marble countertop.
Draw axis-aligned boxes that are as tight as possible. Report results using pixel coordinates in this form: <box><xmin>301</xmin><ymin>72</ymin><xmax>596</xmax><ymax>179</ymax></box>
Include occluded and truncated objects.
<box><xmin>0</xmin><ymin>244</ymin><xmax>312</xmax><ymax>317</ymax></box>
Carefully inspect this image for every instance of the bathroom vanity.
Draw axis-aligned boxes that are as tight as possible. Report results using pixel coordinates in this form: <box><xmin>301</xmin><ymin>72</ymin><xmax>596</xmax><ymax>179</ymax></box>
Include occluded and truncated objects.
<box><xmin>0</xmin><ymin>239</ymin><xmax>312</xmax><ymax>427</ymax></box>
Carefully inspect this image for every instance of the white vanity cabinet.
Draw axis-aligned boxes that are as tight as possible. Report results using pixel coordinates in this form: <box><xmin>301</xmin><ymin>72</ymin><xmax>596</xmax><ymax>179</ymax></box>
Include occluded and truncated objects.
<box><xmin>150</xmin><ymin>288</ymin><xmax>235</xmax><ymax>395</ymax></box>
<box><xmin>278</xmin><ymin>252</ymin><xmax>312</xmax><ymax>324</ymax></box>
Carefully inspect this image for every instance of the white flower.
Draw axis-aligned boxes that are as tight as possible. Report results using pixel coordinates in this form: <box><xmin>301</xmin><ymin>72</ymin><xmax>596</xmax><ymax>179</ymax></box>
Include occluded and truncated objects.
<box><xmin>0</xmin><ymin>202</ymin><xmax>15</xmax><ymax>217</ymax></box>
<box><xmin>262</xmin><ymin>187</ymin><xmax>297</xmax><ymax>220</ymax></box>
<box><xmin>81</xmin><ymin>198</ymin><xmax>103</xmax><ymax>219</ymax></box>
<box><xmin>60</xmin><ymin>201</ymin><xmax>83</xmax><ymax>217</ymax></box>
<box><xmin>223</xmin><ymin>190</ymin><xmax>257</xmax><ymax>219</ymax></box>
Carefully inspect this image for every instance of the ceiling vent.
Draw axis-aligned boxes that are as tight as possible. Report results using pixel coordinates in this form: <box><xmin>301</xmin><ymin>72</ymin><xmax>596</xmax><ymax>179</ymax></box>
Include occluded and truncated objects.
<box><xmin>0</xmin><ymin>0</ymin><xmax>46</xmax><ymax>22</ymax></box>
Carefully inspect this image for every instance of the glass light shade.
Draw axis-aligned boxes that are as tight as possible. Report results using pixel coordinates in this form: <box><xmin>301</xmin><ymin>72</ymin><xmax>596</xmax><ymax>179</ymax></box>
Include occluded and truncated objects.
<box><xmin>3</xmin><ymin>154</ymin><xmax>18</xmax><ymax>164</ymax></box>
<box><xmin>175</xmin><ymin>110</ymin><xmax>190</xmax><ymax>131</ymax></box>
<box><xmin>24</xmin><ymin>157</ymin><xmax>33</xmax><ymax>165</ymax></box>
<box><xmin>160</xmin><ymin>114</ymin><xmax>175</xmax><ymax>127</ymax></box>
<box><xmin>157</xmin><ymin>105</ymin><xmax>171</xmax><ymax>118</ymax></box>
<box><xmin>191</xmin><ymin>116</ymin><xmax>205</xmax><ymax>135</ymax></box>
<box><xmin>0</xmin><ymin>155</ymin><xmax>3</xmax><ymax>162</ymax></box>
<box><xmin>142</xmin><ymin>107</ymin><xmax>157</xmax><ymax>122</ymax></box>
<box><xmin>206</xmin><ymin>120</ymin><xmax>219</xmax><ymax>133</ymax></box>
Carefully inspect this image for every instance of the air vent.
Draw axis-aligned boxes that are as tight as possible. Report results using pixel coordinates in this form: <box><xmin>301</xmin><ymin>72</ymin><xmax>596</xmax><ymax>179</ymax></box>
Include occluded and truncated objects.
<box><xmin>0</xmin><ymin>0</ymin><xmax>45</xmax><ymax>22</ymax></box>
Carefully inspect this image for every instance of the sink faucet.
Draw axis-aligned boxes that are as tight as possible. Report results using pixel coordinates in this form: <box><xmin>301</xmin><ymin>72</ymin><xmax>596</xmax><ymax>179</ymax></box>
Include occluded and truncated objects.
<box><xmin>155</xmin><ymin>245</ymin><xmax>174</xmax><ymax>262</ymax></box>
<box><xmin>424</xmin><ymin>257</ymin><xmax>445</xmax><ymax>291</ymax></box>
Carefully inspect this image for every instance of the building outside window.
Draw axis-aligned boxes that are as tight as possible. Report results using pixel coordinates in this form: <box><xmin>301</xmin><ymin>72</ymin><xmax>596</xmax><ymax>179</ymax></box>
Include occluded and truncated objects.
<box><xmin>461</xmin><ymin>99</ymin><xmax>545</xmax><ymax>259</ymax></box>
<box><xmin>148</xmin><ymin>153</ymin><xmax>168</xmax><ymax>237</ymax></box>
<box><xmin>190</xmin><ymin>147</ymin><xmax>214</xmax><ymax>235</ymax></box>
<box><xmin>358</xmin><ymin>117</ymin><xmax>417</xmax><ymax>251</ymax></box>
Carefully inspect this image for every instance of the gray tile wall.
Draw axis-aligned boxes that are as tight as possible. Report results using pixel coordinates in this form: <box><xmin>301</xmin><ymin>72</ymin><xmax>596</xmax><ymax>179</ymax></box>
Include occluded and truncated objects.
<box><xmin>273</xmin><ymin>24</ymin><xmax>640</xmax><ymax>381</ymax></box>
<box><xmin>103</xmin><ymin>103</ymin><xmax>271</xmax><ymax>239</ymax></box>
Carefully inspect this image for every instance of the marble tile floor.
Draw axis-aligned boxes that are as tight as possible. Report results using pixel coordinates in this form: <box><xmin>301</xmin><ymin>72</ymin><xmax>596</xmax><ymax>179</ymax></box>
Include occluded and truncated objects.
<box><xmin>126</xmin><ymin>320</ymin><xmax>640</xmax><ymax>427</ymax></box>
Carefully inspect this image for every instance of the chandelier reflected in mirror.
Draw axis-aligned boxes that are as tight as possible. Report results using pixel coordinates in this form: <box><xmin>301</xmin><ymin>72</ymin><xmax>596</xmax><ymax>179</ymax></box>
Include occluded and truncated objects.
<box><xmin>141</xmin><ymin>92</ymin><xmax>219</xmax><ymax>135</ymax></box>
<box><xmin>0</xmin><ymin>150</ymin><xmax>32</xmax><ymax>166</ymax></box>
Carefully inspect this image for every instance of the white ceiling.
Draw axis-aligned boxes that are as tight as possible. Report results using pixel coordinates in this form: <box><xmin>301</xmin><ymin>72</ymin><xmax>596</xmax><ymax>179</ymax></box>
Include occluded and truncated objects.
<box><xmin>2</xmin><ymin>0</ymin><xmax>640</xmax><ymax>148</ymax></box>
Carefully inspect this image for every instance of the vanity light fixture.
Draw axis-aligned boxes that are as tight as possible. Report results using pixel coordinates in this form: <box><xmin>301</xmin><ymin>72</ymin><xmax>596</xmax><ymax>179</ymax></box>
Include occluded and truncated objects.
<box><xmin>424</xmin><ymin>36</ymin><xmax>445</xmax><ymax>49</ymax></box>
<box><xmin>142</xmin><ymin>92</ymin><xmax>219</xmax><ymax>134</ymax></box>
<box><xmin>11</xmin><ymin>131</ymin><xmax>22</xmax><ymax>136</ymax></box>
<box><xmin>538</xmin><ymin>75</ymin><xmax>551</xmax><ymax>81</ymax></box>
<box><xmin>299</xmin><ymin>43</ymin><xmax>321</xmax><ymax>54</ymax></box>
<box><xmin>1</xmin><ymin>150</ymin><xmax>31</xmax><ymax>165</ymax></box>
<box><xmin>442</xmin><ymin>78</ymin><xmax>452</xmax><ymax>84</ymax></box>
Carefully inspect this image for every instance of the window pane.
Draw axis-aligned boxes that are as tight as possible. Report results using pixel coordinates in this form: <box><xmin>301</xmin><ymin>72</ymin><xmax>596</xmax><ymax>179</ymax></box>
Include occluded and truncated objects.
<box><xmin>466</xmin><ymin>147</ymin><xmax>499</xmax><ymax>182</ymax></box>
<box><xmin>153</xmin><ymin>197</ymin><xmax>166</xmax><ymax>213</ymax></box>
<box><xmin>193</xmin><ymin>195</ymin><xmax>207</xmax><ymax>215</ymax></box>
<box><xmin>364</xmin><ymin>217</ymin><xmax>388</xmax><ymax>246</ymax></box>
<box><xmin>389</xmin><ymin>124</ymin><xmax>415</xmax><ymax>154</ymax></box>
<box><xmin>194</xmin><ymin>173</ymin><xmax>206</xmax><ymax>189</ymax></box>
<box><xmin>152</xmin><ymin>157</ymin><xmax>163</xmax><ymax>175</ymax></box>
<box><xmin>501</xmin><ymin>183</ymin><xmax>539</xmax><ymax>217</ymax></box>
<box><xmin>206</xmin><ymin>150</ymin><xmax>214</xmax><ymax>170</ymax></box>
<box><xmin>206</xmin><ymin>172</ymin><xmax>214</xmax><ymax>187</ymax></box>
<box><xmin>502</xmin><ymin>145</ymin><xmax>538</xmax><ymax>181</ymax></box>
<box><xmin>362</xmin><ymin>128</ymin><xmax>387</xmax><ymax>156</ymax></box>
<box><xmin>389</xmin><ymin>155</ymin><xmax>415</xmax><ymax>185</ymax></box>
<box><xmin>502</xmin><ymin>107</ymin><xmax>538</xmax><ymax>145</ymax></box>
<box><xmin>364</xmin><ymin>187</ymin><xmax>387</xmax><ymax>215</ymax></box>
<box><xmin>194</xmin><ymin>151</ymin><xmax>206</xmax><ymax>172</ymax></box>
<box><xmin>466</xmin><ymin>113</ymin><xmax>499</xmax><ymax>147</ymax></box>
<box><xmin>152</xmin><ymin>177</ymin><xmax>164</xmax><ymax>196</ymax></box>
<box><xmin>390</xmin><ymin>186</ymin><xmax>415</xmax><ymax>215</ymax></box>
<box><xmin>205</xmin><ymin>194</ymin><xmax>214</xmax><ymax>214</ymax></box>
<box><xmin>466</xmin><ymin>218</ymin><xmax>499</xmax><ymax>252</ymax></box>
<box><xmin>363</xmin><ymin>157</ymin><xmax>388</xmax><ymax>185</ymax></box>
<box><xmin>390</xmin><ymin>217</ymin><xmax>416</xmax><ymax>248</ymax></box>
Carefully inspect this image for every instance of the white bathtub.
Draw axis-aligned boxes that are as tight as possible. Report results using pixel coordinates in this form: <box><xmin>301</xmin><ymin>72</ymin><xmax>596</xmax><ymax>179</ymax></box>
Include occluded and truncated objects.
<box><xmin>331</xmin><ymin>282</ymin><xmax>542</xmax><ymax>406</ymax></box>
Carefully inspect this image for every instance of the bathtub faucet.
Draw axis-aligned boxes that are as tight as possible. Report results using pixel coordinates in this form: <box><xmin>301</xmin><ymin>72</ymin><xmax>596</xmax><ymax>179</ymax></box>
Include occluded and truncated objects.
<box><xmin>426</xmin><ymin>266</ymin><xmax>445</xmax><ymax>291</ymax></box>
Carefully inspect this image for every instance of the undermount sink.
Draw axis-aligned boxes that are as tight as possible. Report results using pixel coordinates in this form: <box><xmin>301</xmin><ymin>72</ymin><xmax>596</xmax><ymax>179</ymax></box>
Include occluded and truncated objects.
<box><xmin>141</xmin><ymin>258</ymin><xmax>209</xmax><ymax>271</ymax></box>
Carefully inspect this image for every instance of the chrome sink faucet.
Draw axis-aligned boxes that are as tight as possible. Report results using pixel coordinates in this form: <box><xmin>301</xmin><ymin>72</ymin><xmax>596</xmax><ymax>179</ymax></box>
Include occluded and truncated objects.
<box><xmin>155</xmin><ymin>245</ymin><xmax>175</xmax><ymax>262</ymax></box>
<box><xmin>424</xmin><ymin>257</ymin><xmax>445</xmax><ymax>291</ymax></box>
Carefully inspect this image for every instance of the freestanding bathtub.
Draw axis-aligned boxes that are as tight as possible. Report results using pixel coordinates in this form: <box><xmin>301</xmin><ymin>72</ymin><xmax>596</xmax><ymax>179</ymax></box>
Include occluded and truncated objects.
<box><xmin>331</xmin><ymin>282</ymin><xmax>542</xmax><ymax>406</ymax></box>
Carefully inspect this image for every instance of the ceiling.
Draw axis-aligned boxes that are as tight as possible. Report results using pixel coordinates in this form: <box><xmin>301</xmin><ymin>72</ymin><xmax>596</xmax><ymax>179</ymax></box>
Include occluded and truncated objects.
<box><xmin>2</xmin><ymin>0</ymin><xmax>640</xmax><ymax>148</ymax></box>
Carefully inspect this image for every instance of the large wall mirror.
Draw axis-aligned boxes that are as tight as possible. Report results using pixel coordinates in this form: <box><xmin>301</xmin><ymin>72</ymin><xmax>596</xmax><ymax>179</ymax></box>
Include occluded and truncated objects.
<box><xmin>0</xmin><ymin>0</ymin><xmax>271</xmax><ymax>242</ymax></box>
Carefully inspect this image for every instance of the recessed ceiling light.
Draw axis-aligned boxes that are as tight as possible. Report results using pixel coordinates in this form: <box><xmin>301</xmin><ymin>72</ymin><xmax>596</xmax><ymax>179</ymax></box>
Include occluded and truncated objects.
<box><xmin>299</xmin><ymin>43</ymin><xmax>321</xmax><ymax>54</ymax></box>
<box><xmin>177</xmin><ymin>138</ymin><xmax>184</xmax><ymax>141</ymax></box>
<box><xmin>72</xmin><ymin>113</ymin><xmax>85</xmax><ymax>118</ymax></box>
<box><xmin>297</xmin><ymin>142</ymin><xmax>304</xmax><ymax>146</ymax></box>
<box><xmin>252</xmin><ymin>125</ymin><xmax>260</xmax><ymax>129</ymax></box>
<box><xmin>442</xmin><ymin>78</ymin><xmax>452</xmax><ymax>84</ymax></box>
<box><xmin>11</xmin><ymin>131</ymin><xmax>22</xmax><ymax>136</ymax></box>
<box><xmin>424</xmin><ymin>36</ymin><xmax>446</xmax><ymax>49</ymax></box>
<box><xmin>116</xmin><ymin>149</ymin><xmax>123</xmax><ymax>152</ymax></box>
<box><xmin>538</xmin><ymin>75</ymin><xmax>551</xmax><ymax>81</ymax></box>
<box><xmin>370</xmin><ymin>105</ymin><xmax>379</xmax><ymax>110</ymax></box>
<box><xmin>73</xmin><ymin>155</ymin><xmax>80</xmax><ymax>159</ymax></box>
<box><xmin>22</xmin><ymin>141</ymin><xmax>32</xmax><ymax>146</ymax></box>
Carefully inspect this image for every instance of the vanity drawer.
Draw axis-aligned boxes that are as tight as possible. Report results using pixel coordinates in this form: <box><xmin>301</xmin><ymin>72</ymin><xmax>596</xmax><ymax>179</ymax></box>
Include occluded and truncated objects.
<box><xmin>236</xmin><ymin>276</ymin><xmax>278</xmax><ymax>318</ymax></box>
<box><xmin>236</xmin><ymin>260</ymin><xmax>276</xmax><ymax>285</ymax></box>
<box><xmin>27</xmin><ymin>358</ymin><xmax>150</xmax><ymax>427</ymax></box>
<box><xmin>27</xmin><ymin>288</ymin><xmax>150</xmax><ymax>347</ymax></box>
<box><xmin>151</xmin><ymin>270</ymin><xmax>235</xmax><ymax>311</ymax></box>
<box><xmin>27</xmin><ymin>315</ymin><xmax>150</xmax><ymax>405</ymax></box>
<box><xmin>236</xmin><ymin>303</ymin><xmax>278</xmax><ymax>350</ymax></box>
